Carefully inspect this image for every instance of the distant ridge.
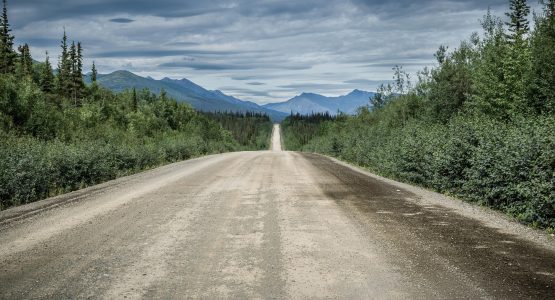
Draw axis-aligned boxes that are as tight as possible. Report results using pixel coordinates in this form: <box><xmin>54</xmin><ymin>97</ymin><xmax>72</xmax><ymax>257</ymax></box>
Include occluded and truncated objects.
<box><xmin>263</xmin><ymin>89</ymin><xmax>375</xmax><ymax>115</ymax></box>
<box><xmin>84</xmin><ymin>70</ymin><xmax>288</xmax><ymax>121</ymax></box>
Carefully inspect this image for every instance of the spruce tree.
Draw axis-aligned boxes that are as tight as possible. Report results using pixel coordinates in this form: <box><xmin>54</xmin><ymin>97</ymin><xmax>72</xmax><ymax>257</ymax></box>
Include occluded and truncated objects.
<box><xmin>506</xmin><ymin>0</ymin><xmax>531</xmax><ymax>40</ymax></box>
<box><xmin>91</xmin><ymin>61</ymin><xmax>97</xmax><ymax>82</ymax></box>
<box><xmin>73</xmin><ymin>42</ymin><xmax>85</xmax><ymax>100</ymax></box>
<box><xmin>70</xmin><ymin>41</ymin><xmax>76</xmax><ymax>74</ymax></box>
<box><xmin>69</xmin><ymin>41</ymin><xmax>77</xmax><ymax>104</ymax></box>
<box><xmin>468</xmin><ymin>10</ymin><xmax>508</xmax><ymax>117</ymax></box>
<box><xmin>40</xmin><ymin>51</ymin><xmax>55</xmax><ymax>93</ymax></box>
<box><xmin>502</xmin><ymin>0</ymin><xmax>531</xmax><ymax>116</ymax></box>
<box><xmin>17</xmin><ymin>43</ymin><xmax>33</xmax><ymax>78</ymax></box>
<box><xmin>0</xmin><ymin>0</ymin><xmax>15</xmax><ymax>74</ymax></box>
<box><xmin>57</xmin><ymin>30</ymin><xmax>72</xmax><ymax>97</ymax></box>
<box><xmin>527</xmin><ymin>0</ymin><xmax>555</xmax><ymax>113</ymax></box>
<box><xmin>132</xmin><ymin>88</ymin><xmax>138</xmax><ymax>112</ymax></box>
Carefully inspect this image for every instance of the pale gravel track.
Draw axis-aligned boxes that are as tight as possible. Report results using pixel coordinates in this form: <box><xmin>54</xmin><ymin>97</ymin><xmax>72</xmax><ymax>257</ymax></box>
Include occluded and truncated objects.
<box><xmin>271</xmin><ymin>124</ymin><xmax>282</xmax><ymax>152</ymax></box>
<box><xmin>0</xmin><ymin>125</ymin><xmax>553</xmax><ymax>299</ymax></box>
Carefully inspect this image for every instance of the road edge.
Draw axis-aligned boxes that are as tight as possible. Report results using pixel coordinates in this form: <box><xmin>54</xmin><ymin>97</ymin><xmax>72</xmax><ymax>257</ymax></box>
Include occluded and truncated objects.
<box><xmin>0</xmin><ymin>152</ymin><xmax>228</xmax><ymax>225</ymax></box>
<box><xmin>308</xmin><ymin>152</ymin><xmax>555</xmax><ymax>252</ymax></box>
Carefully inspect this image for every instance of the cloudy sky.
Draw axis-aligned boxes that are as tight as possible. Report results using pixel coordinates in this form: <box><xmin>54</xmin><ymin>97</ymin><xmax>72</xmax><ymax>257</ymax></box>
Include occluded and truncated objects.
<box><xmin>9</xmin><ymin>0</ymin><xmax>533</xmax><ymax>103</ymax></box>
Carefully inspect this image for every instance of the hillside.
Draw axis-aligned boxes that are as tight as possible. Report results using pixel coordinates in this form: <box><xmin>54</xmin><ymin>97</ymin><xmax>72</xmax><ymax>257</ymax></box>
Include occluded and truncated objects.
<box><xmin>264</xmin><ymin>89</ymin><xmax>375</xmax><ymax>115</ymax></box>
<box><xmin>85</xmin><ymin>71</ymin><xmax>288</xmax><ymax>121</ymax></box>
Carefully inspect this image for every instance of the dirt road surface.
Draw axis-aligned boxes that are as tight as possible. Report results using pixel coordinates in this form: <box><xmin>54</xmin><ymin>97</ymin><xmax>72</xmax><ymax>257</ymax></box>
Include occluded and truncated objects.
<box><xmin>1</xmin><ymin>125</ymin><xmax>554</xmax><ymax>299</ymax></box>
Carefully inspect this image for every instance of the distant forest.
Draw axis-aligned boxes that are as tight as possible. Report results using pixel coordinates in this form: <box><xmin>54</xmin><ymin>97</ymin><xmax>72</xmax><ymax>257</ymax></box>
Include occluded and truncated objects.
<box><xmin>0</xmin><ymin>0</ymin><xmax>272</xmax><ymax>209</ymax></box>
<box><xmin>283</xmin><ymin>0</ymin><xmax>555</xmax><ymax>230</ymax></box>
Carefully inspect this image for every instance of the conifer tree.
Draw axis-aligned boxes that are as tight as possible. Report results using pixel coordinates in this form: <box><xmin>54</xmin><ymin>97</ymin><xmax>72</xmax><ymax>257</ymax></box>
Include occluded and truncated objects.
<box><xmin>527</xmin><ymin>0</ymin><xmax>555</xmax><ymax>113</ymax></box>
<box><xmin>70</xmin><ymin>41</ymin><xmax>76</xmax><ymax>74</ymax></box>
<box><xmin>506</xmin><ymin>0</ymin><xmax>531</xmax><ymax>40</ymax></box>
<box><xmin>69</xmin><ymin>41</ymin><xmax>78</xmax><ymax>104</ymax></box>
<box><xmin>57</xmin><ymin>30</ymin><xmax>72</xmax><ymax>97</ymax></box>
<box><xmin>40</xmin><ymin>51</ymin><xmax>55</xmax><ymax>93</ymax></box>
<box><xmin>469</xmin><ymin>10</ymin><xmax>508</xmax><ymax>117</ymax></box>
<box><xmin>0</xmin><ymin>0</ymin><xmax>15</xmax><ymax>74</ymax></box>
<box><xmin>91</xmin><ymin>61</ymin><xmax>97</xmax><ymax>82</ymax></box>
<box><xmin>132</xmin><ymin>88</ymin><xmax>138</xmax><ymax>112</ymax></box>
<box><xmin>502</xmin><ymin>0</ymin><xmax>531</xmax><ymax>116</ymax></box>
<box><xmin>17</xmin><ymin>43</ymin><xmax>33</xmax><ymax>78</ymax></box>
<box><xmin>73</xmin><ymin>42</ymin><xmax>85</xmax><ymax>100</ymax></box>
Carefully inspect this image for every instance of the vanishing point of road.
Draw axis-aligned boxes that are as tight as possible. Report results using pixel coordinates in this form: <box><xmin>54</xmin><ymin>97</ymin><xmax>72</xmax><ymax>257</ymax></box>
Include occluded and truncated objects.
<box><xmin>1</xmin><ymin>124</ymin><xmax>554</xmax><ymax>299</ymax></box>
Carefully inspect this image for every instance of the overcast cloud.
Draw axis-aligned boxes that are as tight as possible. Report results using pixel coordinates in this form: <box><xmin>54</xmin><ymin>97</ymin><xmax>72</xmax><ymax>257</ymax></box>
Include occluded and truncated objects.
<box><xmin>10</xmin><ymin>0</ymin><xmax>534</xmax><ymax>103</ymax></box>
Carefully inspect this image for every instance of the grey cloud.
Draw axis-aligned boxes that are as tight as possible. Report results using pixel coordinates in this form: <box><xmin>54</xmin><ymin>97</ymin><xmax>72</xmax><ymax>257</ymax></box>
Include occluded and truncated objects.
<box><xmin>231</xmin><ymin>75</ymin><xmax>257</xmax><ymax>81</ymax></box>
<box><xmin>279</xmin><ymin>83</ymin><xmax>349</xmax><ymax>91</ymax></box>
<box><xmin>349</xmin><ymin>0</ymin><xmax>508</xmax><ymax>17</ymax></box>
<box><xmin>22</xmin><ymin>38</ymin><xmax>59</xmax><ymax>48</ymax></box>
<box><xmin>92</xmin><ymin>49</ymin><xmax>242</xmax><ymax>58</ymax></box>
<box><xmin>109</xmin><ymin>18</ymin><xmax>135</xmax><ymax>23</ymax></box>
<box><xmin>12</xmin><ymin>1</ymin><xmax>226</xmax><ymax>25</ymax></box>
<box><xmin>217</xmin><ymin>87</ymin><xmax>273</xmax><ymax>97</ymax></box>
<box><xmin>230</xmin><ymin>74</ymin><xmax>285</xmax><ymax>81</ymax></box>
<box><xmin>10</xmin><ymin>0</ymin><xmax>521</xmax><ymax>104</ymax></box>
<box><xmin>160</xmin><ymin>62</ymin><xmax>248</xmax><ymax>71</ymax></box>
<box><xmin>165</xmin><ymin>41</ymin><xmax>200</xmax><ymax>47</ymax></box>
<box><xmin>159</xmin><ymin>61</ymin><xmax>312</xmax><ymax>71</ymax></box>
<box><xmin>344</xmin><ymin>79</ymin><xmax>393</xmax><ymax>85</ymax></box>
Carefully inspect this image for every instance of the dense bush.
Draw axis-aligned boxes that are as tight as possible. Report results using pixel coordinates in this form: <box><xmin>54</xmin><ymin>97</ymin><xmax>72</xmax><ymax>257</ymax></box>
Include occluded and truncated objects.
<box><xmin>0</xmin><ymin>129</ymin><xmax>237</xmax><ymax>210</ymax></box>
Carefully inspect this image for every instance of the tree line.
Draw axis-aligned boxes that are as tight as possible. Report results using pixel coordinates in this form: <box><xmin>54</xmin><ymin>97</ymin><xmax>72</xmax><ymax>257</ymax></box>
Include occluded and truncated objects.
<box><xmin>201</xmin><ymin>112</ymin><xmax>273</xmax><ymax>150</ymax></box>
<box><xmin>282</xmin><ymin>0</ymin><xmax>555</xmax><ymax>230</ymax></box>
<box><xmin>0</xmin><ymin>0</ymin><xmax>272</xmax><ymax>209</ymax></box>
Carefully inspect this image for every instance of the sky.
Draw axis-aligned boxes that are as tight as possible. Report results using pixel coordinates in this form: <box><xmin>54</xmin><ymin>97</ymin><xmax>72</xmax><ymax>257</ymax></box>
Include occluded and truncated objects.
<box><xmin>9</xmin><ymin>0</ymin><xmax>537</xmax><ymax>104</ymax></box>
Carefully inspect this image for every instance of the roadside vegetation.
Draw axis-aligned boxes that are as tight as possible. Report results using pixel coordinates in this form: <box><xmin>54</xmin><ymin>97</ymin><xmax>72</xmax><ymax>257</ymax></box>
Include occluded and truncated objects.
<box><xmin>0</xmin><ymin>0</ymin><xmax>272</xmax><ymax>210</ymax></box>
<box><xmin>201</xmin><ymin>112</ymin><xmax>273</xmax><ymax>150</ymax></box>
<box><xmin>282</xmin><ymin>0</ymin><xmax>555</xmax><ymax>230</ymax></box>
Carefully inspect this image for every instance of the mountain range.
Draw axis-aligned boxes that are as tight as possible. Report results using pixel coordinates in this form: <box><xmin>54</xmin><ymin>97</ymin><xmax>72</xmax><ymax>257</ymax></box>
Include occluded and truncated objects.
<box><xmin>263</xmin><ymin>90</ymin><xmax>375</xmax><ymax>115</ymax></box>
<box><xmin>86</xmin><ymin>70</ymin><xmax>375</xmax><ymax>120</ymax></box>
<box><xmin>84</xmin><ymin>70</ymin><xmax>288</xmax><ymax>121</ymax></box>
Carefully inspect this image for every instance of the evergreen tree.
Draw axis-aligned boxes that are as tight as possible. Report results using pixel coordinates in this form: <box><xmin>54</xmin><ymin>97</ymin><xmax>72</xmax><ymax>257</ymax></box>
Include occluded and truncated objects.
<box><xmin>527</xmin><ymin>0</ymin><xmax>555</xmax><ymax>113</ymax></box>
<box><xmin>57</xmin><ymin>30</ymin><xmax>72</xmax><ymax>97</ymax></box>
<box><xmin>69</xmin><ymin>41</ymin><xmax>79</xmax><ymax>104</ymax></box>
<box><xmin>132</xmin><ymin>88</ymin><xmax>138</xmax><ymax>112</ymax></box>
<box><xmin>505</xmin><ymin>0</ymin><xmax>531</xmax><ymax>40</ymax></box>
<box><xmin>91</xmin><ymin>61</ymin><xmax>97</xmax><ymax>82</ymax></box>
<box><xmin>72</xmin><ymin>42</ymin><xmax>85</xmax><ymax>100</ymax></box>
<box><xmin>40</xmin><ymin>51</ymin><xmax>55</xmax><ymax>93</ymax></box>
<box><xmin>17</xmin><ymin>43</ymin><xmax>33</xmax><ymax>78</ymax></box>
<box><xmin>0</xmin><ymin>0</ymin><xmax>15</xmax><ymax>74</ymax></box>
<box><xmin>70</xmin><ymin>41</ymin><xmax>76</xmax><ymax>74</ymax></box>
<box><xmin>469</xmin><ymin>10</ymin><xmax>509</xmax><ymax>117</ymax></box>
<box><xmin>503</xmin><ymin>0</ymin><xmax>531</xmax><ymax>115</ymax></box>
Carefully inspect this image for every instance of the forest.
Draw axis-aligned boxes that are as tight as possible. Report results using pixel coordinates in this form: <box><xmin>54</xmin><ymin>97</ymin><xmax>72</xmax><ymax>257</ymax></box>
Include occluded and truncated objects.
<box><xmin>200</xmin><ymin>112</ymin><xmax>273</xmax><ymax>150</ymax></box>
<box><xmin>0</xmin><ymin>0</ymin><xmax>272</xmax><ymax>209</ymax></box>
<box><xmin>282</xmin><ymin>0</ymin><xmax>555</xmax><ymax>230</ymax></box>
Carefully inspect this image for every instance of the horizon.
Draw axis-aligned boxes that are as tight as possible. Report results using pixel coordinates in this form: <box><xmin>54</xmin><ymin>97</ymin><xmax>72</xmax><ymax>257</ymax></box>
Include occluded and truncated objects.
<box><xmin>93</xmin><ymin>69</ymin><xmax>374</xmax><ymax>101</ymax></box>
<box><xmin>11</xmin><ymin>0</ymin><xmax>539</xmax><ymax>104</ymax></box>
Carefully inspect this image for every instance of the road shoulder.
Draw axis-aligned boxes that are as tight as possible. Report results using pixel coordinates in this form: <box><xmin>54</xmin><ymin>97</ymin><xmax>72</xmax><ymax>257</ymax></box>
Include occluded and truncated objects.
<box><xmin>312</xmin><ymin>152</ymin><xmax>555</xmax><ymax>252</ymax></box>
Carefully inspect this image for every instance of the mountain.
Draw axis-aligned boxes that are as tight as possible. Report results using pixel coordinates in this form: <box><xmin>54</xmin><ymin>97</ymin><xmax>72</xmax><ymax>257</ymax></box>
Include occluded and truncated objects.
<box><xmin>263</xmin><ymin>89</ymin><xmax>375</xmax><ymax>115</ymax></box>
<box><xmin>84</xmin><ymin>70</ymin><xmax>287</xmax><ymax>121</ymax></box>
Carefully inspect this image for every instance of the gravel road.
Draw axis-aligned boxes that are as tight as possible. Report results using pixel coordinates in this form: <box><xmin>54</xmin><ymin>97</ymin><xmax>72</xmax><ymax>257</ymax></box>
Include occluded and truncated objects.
<box><xmin>0</xmin><ymin>125</ymin><xmax>553</xmax><ymax>299</ymax></box>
